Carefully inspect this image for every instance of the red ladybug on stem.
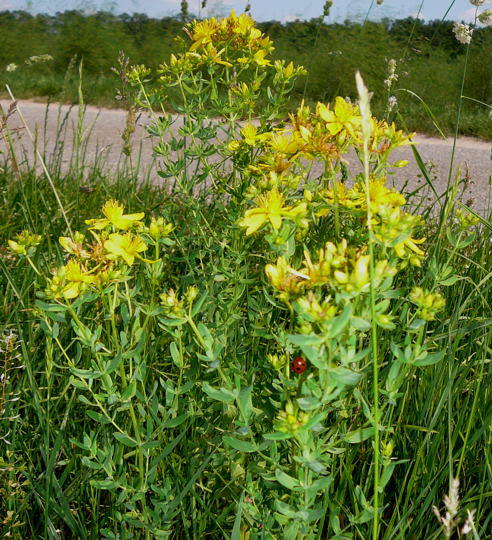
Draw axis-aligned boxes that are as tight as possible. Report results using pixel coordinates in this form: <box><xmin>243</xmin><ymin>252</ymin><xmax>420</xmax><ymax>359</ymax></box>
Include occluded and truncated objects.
<box><xmin>291</xmin><ymin>356</ymin><xmax>307</xmax><ymax>374</ymax></box>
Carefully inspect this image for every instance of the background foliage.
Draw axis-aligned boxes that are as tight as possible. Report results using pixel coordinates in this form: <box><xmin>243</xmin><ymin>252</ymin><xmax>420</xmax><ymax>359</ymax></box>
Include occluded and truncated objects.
<box><xmin>0</xmin><ymin>9</ymin><xmax>491</xmax><ymax>138</ymax></box>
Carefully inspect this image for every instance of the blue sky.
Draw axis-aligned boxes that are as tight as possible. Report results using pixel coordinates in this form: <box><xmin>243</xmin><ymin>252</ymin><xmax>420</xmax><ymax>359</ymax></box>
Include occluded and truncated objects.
<box><xmin>0</xmin><ymin>0</ymin><xmax>486</xmax><ymax>23</ymax></box>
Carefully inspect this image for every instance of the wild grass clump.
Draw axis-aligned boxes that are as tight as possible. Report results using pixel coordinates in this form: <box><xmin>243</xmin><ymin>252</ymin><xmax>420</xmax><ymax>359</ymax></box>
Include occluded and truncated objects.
<box><xmin>0</xmin><ymin>9</ymin><xmax>491</xmax><ymax>539</ymax></box>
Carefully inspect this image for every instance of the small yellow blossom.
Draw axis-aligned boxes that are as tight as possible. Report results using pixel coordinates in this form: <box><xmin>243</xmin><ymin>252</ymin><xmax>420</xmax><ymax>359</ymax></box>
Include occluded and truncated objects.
<box><xmin>317</xmin><ymin>98</ymin><xmax>361</xmax><ymax>140</ymax></box>
<box><xmin>269</xmin><ymin>132</ymin><xmax>301</xmax><ymax>155</ymax></box>
<box><xmin>8</xmin><ymin>230</ymin><xmax>42</xmax><ymax>256</ymax></box>
<box><xmin>59</xmin><ymin>232</ymin><xmax>89</xmax><ymax>259</ymax></box>
<box><xmin>86</xmin><ymin>200</ymin><xmax>144</xmax><ymax>231</ymax></box>
<box><xmin>265</xmin><ymin>256</ymin><xmax>307</xmax><ymax>299</ymax></box>
<box><xmin>274</xmin><ymin>400</ymin><xmax>310</xmax><ymax>435</ymax></box>
<box><xmin>46</xmin><ymin>260</ymin><xmax>94</xmax><ymax>300</ymax></box>
<box><xmin>354</xmin><ymin>177</ymin><xmax>406</xmax><ymax>212</ymax></box>
<box><xmin>148</xmin><ymin>217</ymin><xmax>174</xmax><ymax>240</ymax></box>
<box><xmin>295</xmin><ymin>292</ymin><xmax>337</xmax><ymax>323</ymax></box>
<box><xmin>253</xmin><ymin>49</ymin><xmax>271</xmax><ymax>66</ymax></box>
<box><xmin>104</xmin><ymin>233</ymin><xmax>148</xmax><ymax>266</ymax></box>
<box><xmin>409</xmin><ymin>287</ymin><xmax>446</xmax><ymax>321</ymax></box>
<box><xmin>238</xmin><ymin>189</ymin><xmax>307</xmax><ymax>235</ymax></box>
<box><xmin>188</xmin><ymin>19</ymin><xmax>218</xmax><ymax>51</ymax></box>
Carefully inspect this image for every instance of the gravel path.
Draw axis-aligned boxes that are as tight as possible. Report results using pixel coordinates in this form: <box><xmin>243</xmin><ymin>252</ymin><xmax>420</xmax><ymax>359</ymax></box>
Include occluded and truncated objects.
<box><xmin>1</xmin><ymin>99</ymin><xmax>491</xmax><ymax>214</ymax></box>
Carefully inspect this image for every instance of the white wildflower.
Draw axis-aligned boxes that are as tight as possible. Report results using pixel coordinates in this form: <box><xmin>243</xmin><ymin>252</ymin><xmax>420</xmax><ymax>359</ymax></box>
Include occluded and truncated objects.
<box><xmin>478</xmin><ymin>9</ymin><xmax>492</xmax><ymax>24</ymax></box>
<box><xmin>25</xmin><ymin>54</ymin><xmax>53</xmax><ymax>66</ymax></box>
<box><xmin>388</xmin><ymin>96</ymin><xmax>398</xmax><ymax>109</ymax></box>
<box><xmin>384</xmin><ymin>58</ymin><xmax>398</xmax><ymax>89</ymax></box>
<box><xmin>453</xmin><ymin>22</ymin><xmax>473</xmax><ymax>45</ymax></box>
<box><xmin>461</xmin><ymin>509</ymin><xmax>476</xmax><ymax>535</ymax></box>
<box><xmin>5</xmin><ymin>63</ymin><xmax>17</xmax><ymax>72</ymax></box>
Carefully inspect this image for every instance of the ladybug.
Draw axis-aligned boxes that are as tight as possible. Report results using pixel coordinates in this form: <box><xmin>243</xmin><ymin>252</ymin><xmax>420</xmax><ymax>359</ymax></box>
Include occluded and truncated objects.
<box><xmin>291</xmin><ymin>356</ymin><xmax>307</xmax><ymax>374</ymax></box>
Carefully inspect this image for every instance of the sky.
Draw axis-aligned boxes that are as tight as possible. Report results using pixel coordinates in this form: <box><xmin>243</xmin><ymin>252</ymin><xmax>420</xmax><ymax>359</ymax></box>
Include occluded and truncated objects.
<box><xmin>0</xmin><ymin>0</ymin><xmax>487</xmax><ymax>23</ymax></box>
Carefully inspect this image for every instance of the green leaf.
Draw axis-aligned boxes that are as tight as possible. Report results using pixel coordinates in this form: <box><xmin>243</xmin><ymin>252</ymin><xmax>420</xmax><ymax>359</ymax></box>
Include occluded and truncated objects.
<box><xmin>223</xmin><ymin>436</ymin><xmax>256</xmax><ymax>453</ymax></box>
<box><xmin>236</xmin><ymin>385</ymin><xmax>253</xmax><ymax>424</ymax></box>
<box><xmin>440</xmin><ymin>275</ymin><xmax>459</xmax><ymax>286</ymax></box>
<box><xmin>343</xmin><ymin>427</ymin><xmax>375</xmax><ymax>444</ymax></box>
<box><xmin>69</xmin><ymin>376</ymin><xmax>87</xmax><ymax>390</ymax></box>
<box><xmin>299</xmin><ymin>411</ymin><xmax>326</xmax><ymax>432</ymax></box>
<box><xmin>414</xmin><ymin>350</ymin><xmax>445</xmax><ymax>366</ymax></box>
<box><xmin>231</xmin><ymin>492</ymin><xmax>244</xmax><ymax>540</ymax></box>
<box><xmin>170</xmin><ymin>341</ymin><xmax>183</xmax><ymax>368</ymax></box>
<box><xmin>121</xmin><ymin>381</ymin><xmax>137</xmax><ymax>401</ymax></box>
<box><xmin>113</xmin><ymin>432</ymin><xmax>138</xmax><ymax>447</ymax></box>
<box><xmin>86</xmin><ymin>410</ymin><xmax>110</xmax><ymax>424</ymax></box>
<box><xmin>297</xmin><ymin>396</ymin><xmax>321</xmax><ymax>411</ymax></box>
<box><xmin>162</xmin><ymin>413</ymin><xmax>188</xmax><ymax>428</ymax></box>
<box><xmin>330</xmin><ymin>366</ymin><xmax>362</xmax><ymax>386</ymax></box>
<box><xmin>70</xmin><ymin>367</ymin><xmax>101</xmax><ymax>379</ymax></box>
<box><xmin>90</xmin><ymin>479</ymin><xmax>117</xmax><ymax>490</ymax></box>
<box><xmin>191</xmin><ymin>290</ymin><xmax>208</xmax><ymax>316</ymax></box>
<box><xmin>350</xmin><ymin>317</ymin><xmax>371</xmax><ymax>331</ymax></box>
<box><xmin>264</xmin><ymin>432</ymin><xmax>293</xmax><ymax>441</ymax></box>
<box><xmin>378</xmin><ymin>463</ymin><xmax>396</xmax><ymax>492</ymax></box>
<box><xmin>287</xmin><ymin>334</ymin><xmax>324</xmax><ymax>347</ymax></box>
<box><xmin>202</xmin><ymin>382</ymin><xmax>236</xmax><ymax>402</ymax></box>
<box><xmin>275</xmin><ymin>500</ymin><xmax>298</xmax><ymax>518</ymax></box>
<box><xmin>328</xmin><ymin>304</ymin><xmax>352</xmax><ymax>338</ymax></box>
<box><xmin>275</xmin><ymin>469</ymin><xmax>300</xmax><ymax>490</ymax></box>
<box><xmin>105</xmin><ymin>353</ymin><xmax>122</xmax><ymax>374</ymax></box>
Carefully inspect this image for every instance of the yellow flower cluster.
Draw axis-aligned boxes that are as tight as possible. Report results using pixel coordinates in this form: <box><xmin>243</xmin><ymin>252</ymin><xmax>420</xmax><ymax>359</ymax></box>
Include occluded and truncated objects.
<box><xmin>8</xmin><ymin>230</ymin><xmax>42</xmax><ymax>256</ymax></box>
<box><xmin>265</xmin><ymin>240</ymin><xmax>397</xmax><ymax>302</ymax></box>
<box><xmin>318</xmin><ymin>177</ymin><xmax>426</xmax><ymax>266</ymax></box>
<box><xmin>409</xmin><ymin>287</ymin><xmax>446</xmax><ymax>321</ymax></box>
<box><xmin>455</xmin><ymin>208</ymin><xmax>479</xmax><ymax>230</ymax></box>
<box><xmin>231</xmin><ymin>98</ymin><xmax>412</xmax><ymax>186</ymax></box>
<box><xmin>159</xmin><ymin>286</ymin><xmax>198</xmax><ymax>319</ymax></box>
<box><xmin>187</xmin><ymin>11</ymin><xmax>272</xmax><ymax>53</ymax></box>
<box><xmin>41</xmin><ymin>201</ymin><xmax>173</xmax><ymax>301</ymax></box>
<box><xmin>161</xmin><ymin>10</ymin><xmax>301</xmax><ymax>78</ymax></box>
<box><xmin>274</xmin><ymin>400</ymin><xmax>310</xmax><ymax>435</ymax></box>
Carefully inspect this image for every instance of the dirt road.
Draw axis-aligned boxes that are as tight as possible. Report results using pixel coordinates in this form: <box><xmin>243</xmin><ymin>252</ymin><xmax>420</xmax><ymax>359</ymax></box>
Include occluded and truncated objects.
<box><xmin>1</xmin><ymin>99</ymin><xmax>491</xmax><ymax>214</ymax></box>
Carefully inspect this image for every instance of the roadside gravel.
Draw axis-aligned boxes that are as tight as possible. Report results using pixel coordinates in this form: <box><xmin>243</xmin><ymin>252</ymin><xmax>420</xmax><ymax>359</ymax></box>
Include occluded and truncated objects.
<box><xmin>1</xmin><ymin>99</ymin><xmax>491</xmax><ymax>215</ymax></box>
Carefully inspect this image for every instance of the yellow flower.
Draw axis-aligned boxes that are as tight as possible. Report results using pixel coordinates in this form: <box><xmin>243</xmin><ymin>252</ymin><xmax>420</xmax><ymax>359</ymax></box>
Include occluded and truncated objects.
<box><xmin>85</xmin><ymin>200</ymin><xmax>144</xmax><ymax>231</ymax></box>
<box><xmin>295</xmin><ymin>292</ymin><xmax>337</xmax><ymax>323</ymax></box>
<box><xmin>231</xmin><ymin>11</ymin><xmax>255</xmax><ymax>36</ymax></box>
<box><xmin>8</xmin><ymin>230</ymin><xmax>42</xmax><ymax>256</ymax></box>
<box><xmin>354</xmin><ymin>178</ymin><xmax>406</xmax><ymax>212</ymax></box>
<box><xmin>59</xmin><ymin>232</ymin><xmax>89</xmax><ymax>259</ymax></box>
<box><xmin>409</xmin><ymin>287</ymin><xmax>446</xmax><ymax>321</ymax></box>
<box><xmin>269</xmin><ymin>131</ymin><xmax>301</xmax><ymax>155</ymax></box>
<box><xmin>265</xmin><ymin>256</ymin><xmax>307</xmax><ymax>298</ymax></box>
<box><xmin>240</xmin><ymin>123</ymin><xmax>260</xmax><ymax>146</ymax></box>
<box><xmin>253</xmin><ymin>49</ymin><xmax>271</xmax><ymax>66</ymax></box>
<box><xmin>238</xmin><ymin>189</ymin><xmax>307</xmax><ymax>235</ymax></box>
<box><xmin>301</xmin><ymin>240</ymin><xmax>348</xmax><ymax>285</ymax></box>
<box><xmin>374</xmin><ymin>208</ymin><xmax>426</xmax><ymax>266</ymax></box>
<box><xmin>189</xmin><ymin>19</ymin><xmax>219</xmax><ymax>51</ymax></box>
<box><xmin>317</xmin><ymin>98</ymin><xmax>361</xmax><ymax>140</ymax></box>
<box><xmin>104</xmin><ymin>233</ymin><xmax>148</xmax><ymax>266</ymax></box>
<box><xmin>46</xmin><ymin>260</ymin><xmax>94</xmax><ymax>300</ymax></box>
<box><xmin>369</xmin><ymin>120</ymin><xmax>414</xmax><ymax>154</ymax></box>
<box><xmin>92</xmin><ymin>267</ymin><xmax>124</xmax><ymax>287</ymax></box>
<box><xmin>148</xmin><ymin>217</ymin><xmax>174</xmax><ymax>240</ymax></box>
<box><xmin>202</xmin><ymin>44</ymin><xmax>233</xmax><ymax>67</ymax></box>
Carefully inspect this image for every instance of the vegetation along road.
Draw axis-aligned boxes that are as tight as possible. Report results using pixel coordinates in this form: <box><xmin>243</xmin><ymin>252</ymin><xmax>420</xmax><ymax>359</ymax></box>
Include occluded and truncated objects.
<box><xmin>2</xmin><ymin>99</ymin><xmax>491</xmax><ymax>214</ymax></box>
